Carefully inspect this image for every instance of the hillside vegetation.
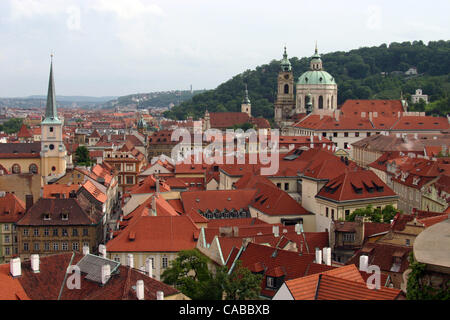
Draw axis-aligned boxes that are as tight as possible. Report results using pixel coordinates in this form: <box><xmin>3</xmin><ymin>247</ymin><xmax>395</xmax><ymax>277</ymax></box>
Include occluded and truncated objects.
<box><xmin>164</xmin><ymin>40</ymin><xmax>450</xmax><ymax>121</ymax></box>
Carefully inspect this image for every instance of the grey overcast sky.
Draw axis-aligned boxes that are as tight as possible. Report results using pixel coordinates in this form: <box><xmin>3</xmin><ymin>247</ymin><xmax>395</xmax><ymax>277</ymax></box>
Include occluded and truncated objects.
<box><xmin>0</xmin><ymin>0</ymin><xmax>449</xmax><ymax>97</ymax></box>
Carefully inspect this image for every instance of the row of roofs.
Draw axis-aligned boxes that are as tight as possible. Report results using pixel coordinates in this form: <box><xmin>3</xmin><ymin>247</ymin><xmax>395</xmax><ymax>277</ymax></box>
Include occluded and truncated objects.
<box><xmin>295</xmin><ymin>100</ymin><xmax>449</xmax><ymax>132</ymax></box>
<box><xmin>0</xmin><ymin>252</ymin><xmax>184</xmax><ymax>300</ymax></box>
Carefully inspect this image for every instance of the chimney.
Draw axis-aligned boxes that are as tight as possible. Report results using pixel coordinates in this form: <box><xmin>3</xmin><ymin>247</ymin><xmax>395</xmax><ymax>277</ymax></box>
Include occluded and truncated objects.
<box><xmin>359</xmin><ymin>255</ymin><xmax>369</xmax><ymax>272</ymax></box>
<box><xmin>101</xmin><ymin>264</ymin><xmax>111</xmax><ymax>285</ymax></box>
<box><xmin>233</xmin><ymin>226</ymin><xmax>239</xmax><ymax>237</ymax></box>
<box><xmin>30</xmin><ymin>254</ymin><xmax>40</xmax><ymax>273</ymax></box>
<box><xmin>83</xmin><ymin>245</ymin><xmax>90</xmax><ymax>255</ymax></box>
<box><xmin>127</xmin><ymin>254</ymin><xmax>134</xmax><ymax>268</ymax></box>
<box><xmin>295</xmin><ymin>223</ymin><xmax>301</xmax><ymax>235</ymax></box>
<box><xmin>369</xmin><ymin>112</ymin><xmax>373</xmax><ymax>122</ymax></box>
<box><xmin>156</xmin><ymin>291</ymin><xmax>164</xmax><ymax>300</ymax></box>
<box><xmin>99</xmin><ymin>244</ymin><xmax>106</xmax><ymax>258</ymax></box>
<box><xmin>10</xmin><ymin>257</ymin><xmax>21</xmax><ymax>277</ymax></box>
<box><xmin>146</xmin><ymin>258</ymin><xmax>153</xmax><ymax>278</ymax></box>
<box><xmin>109</xmin><ymin>230</ymin><xmax>114</xmax><ymax>240</ymax></box>
<box><xmin>272</xmin><ymin>225</ymin><xmax>279</xmax><ymax>238</ymax></box>
<box><xmin>136</xmin><ymin>280</ymin><xmax>145</xmax><ymax>300</ymax></box>
<box><xmin>155</xmin><ymin>175</ymin><xmax>160</xmax><ymax>194</ymax></box>
<box><xmin>324</xmin><ymin>248</ymin><xmax>332</xmax><ymax>266</ymax></box>
<box><xmin>151</xmin><ymin>194</ymin><xmax>157</xmax><ymax>216</ymax></box>
<box><xmin>315</xmin><ymin>248</ymin><xmax>322</xmax><ymax>264</ymax></box>
<box><xmin>25</xmin><ymin>195</ymin><xmax>33</xmax><ymax>212</ymax></box>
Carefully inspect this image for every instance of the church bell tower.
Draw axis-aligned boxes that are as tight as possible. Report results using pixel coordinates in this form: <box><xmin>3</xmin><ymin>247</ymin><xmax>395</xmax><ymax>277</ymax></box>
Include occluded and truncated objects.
<box><xmin>40</xmin><ymin>56</ymin><xmax>67</xmax><ymax>179</ymax></box>
<box><xmin>274</xmin><ymin>47</ymin><xmax>295</xmax><ymax>127</ymax></box>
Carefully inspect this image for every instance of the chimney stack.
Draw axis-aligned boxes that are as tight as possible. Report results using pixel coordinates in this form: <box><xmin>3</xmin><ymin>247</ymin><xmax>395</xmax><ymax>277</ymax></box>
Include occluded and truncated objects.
<box><xmin>295</xmin><ymin>223</ymin><xmax>301</xmax><ymax>235</ymax></box>
<box><xmin>156</xmin><ymin>291</ymin><xmax>164</xmax><ymax>300</ymax></box>
<box><xmin>151</xmin><ymin>194</ymin><xmax>157</xmax><ymax>216</ymax></box>
<box><xmin>99</xmin><ymin>244</ymin><xmax>106</xmax><ymax>258</ymax></box>
<box><xmin>101</xmin><ymin>264</ymin><xmax>111</xmax><ymax>284</ymax></box>
<box><xmin>127</xmin><ymin>254</ymin><xmax>134</xmax><ymax>268</ymax></box>
<box><xmin>359</xmin><ymin>255</ymin><xmax>369</xmax><ymax>272</ymax></box>
<box><xmin>146</xmin><ymin>258</ymin><xmax>153</xmax><ymax>278</ymax></box>
<box><xmin>323</xmin><ymin>248</ymin><xmax>332</xmax><ymax>266</ymax></box>
<box><xmin>136</xmin><ymin>280</ymin><xmax>145</xmax><ymax>300</ymax></box>
<box><xmin>25</xmin><ymin>195</ymin><xmax>33</xmax><ymax>212</ymax></box>
<box><xmin>10</xmin><ymin>257</ymin><xmax>21</xmax><ymax>278</ymax></box>
<box><xmin>272</xmin><ymin>225</ymin><xmax>279</xmax><ymax>238</ymax></box>
<box><xmin>83</xmin><ymin>245</ymin><xmax>90</xmax><ymax>255</ymax></box>
<box><xmin>315</xmin><ymin>248</ymin><xmax>322</xmax><ymax>264</ymax></box>
<box><xmin>30</xmin><ymin>254</ymin><xmax>40</xmax><ymax>273</ymax></box>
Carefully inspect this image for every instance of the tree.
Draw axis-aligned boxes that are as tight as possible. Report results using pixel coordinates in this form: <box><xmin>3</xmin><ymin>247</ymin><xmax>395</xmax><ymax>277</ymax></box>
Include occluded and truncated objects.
<box><xmin>406</xmin><ymin>252</ymin><xmax>450</xmax><ymax>300</ymax></box>
<box><xmin>346</xmin><ymin>205</ymin><xmax>399</xmax><ymax>223</ymax></box>
<box><xmin>161</xmin><ymin>249</ymin><xmax>262</xmax><ymax>300</ymax></box>
<box><xmin>0</xmin><ymin>118</ymin><xmax>23</xmax><ymax>134</ymax></box>
<box><xmin>220</xmin><ymin>261</ymin><xmax>262</xmax><ymax>300</ymax></box>
<box><xmin>75</xmin><ymin>146</ymin><xmax>93</xmax><ymax>166</ymax></box>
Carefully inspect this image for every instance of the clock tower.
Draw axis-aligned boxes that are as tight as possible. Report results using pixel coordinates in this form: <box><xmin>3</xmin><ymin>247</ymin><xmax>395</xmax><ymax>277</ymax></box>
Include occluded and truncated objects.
<box><xmin>40</xmin><ymin>57</ymin><xmax>67</xmax><ymax>180</ymax></box>
<box><xmin>274</xmin><ymin>47</ymin><xmax>295</xmax><ymax>127</ymax></box>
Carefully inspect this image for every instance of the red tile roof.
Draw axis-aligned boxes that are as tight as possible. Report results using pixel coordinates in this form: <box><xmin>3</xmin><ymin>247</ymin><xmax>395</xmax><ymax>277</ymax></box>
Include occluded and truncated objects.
<box><xmin>0</xmin><ymin>264</ymin><xmax>30</xmax><ymax>300</ymax></box>
<box><xmin>43</xmin><ymin>184</ymin><xmax>80</xmax><ymax>199</ymax></box>
<box><xmin>0</xmin><ymin>193</ymin><xmax>26</xmax><ymax>223</ymax></box>
<box><xmin>17</xmin><ymin>124</ymin><xmax>33</xmax><ymax>138</ymax></box>
<box><xmin>234</xmin><ymin>243</ymin><xmax>330</xmax><ymax>298</ymax></box>
<box><xmin>181</xmin><ymin>189</ymin><xmax>257</xmax><ymax>215</ymax></box>
<box><xmin>316</xmin><ymin>168</ymin><xmax>397</xmax><ymax>203</ymax></box>
<box><xmin>14</xmin><ymin>253</ymin><xmax>179</xmax><ymax>300</ymax></box>
<box><xmin>346</xmin><ymin>243</ymin><xmax>412</xmax><ymax>274</ymax></box>
<box><xmin>107</xmin><ymin>216</ymin><xmax>199</xmax><ymax>253</ymax></box>
<box><xmin>209</xmin><ymin>112</ymin><xmax>251</xmax><ymax>129</ymax></box>
<box><xmin>283</xmin><ymin>264</ymin><xmax>399</xmax><ymax>300</ymax></box>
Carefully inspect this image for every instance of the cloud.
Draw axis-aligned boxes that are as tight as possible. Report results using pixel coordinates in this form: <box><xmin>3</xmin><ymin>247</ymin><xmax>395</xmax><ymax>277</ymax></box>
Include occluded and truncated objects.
<box><xmin>90</xmin><ymin>0</ymin><xmax>165</xmax><ymax>20</ymax></box>
<box><xmin>66</xmin><ymin>5</ymin><xmax>81</xmax><ymax>31</ymax></box>
<box><xmin>9</xmin><ymin>0</ymin><xmax>65</xmax><ymax>19</ymax></box>
<box><xmin>366</xmin><ymin>5</ymin><xmax>382</xmax><ymax>31</ymax></box>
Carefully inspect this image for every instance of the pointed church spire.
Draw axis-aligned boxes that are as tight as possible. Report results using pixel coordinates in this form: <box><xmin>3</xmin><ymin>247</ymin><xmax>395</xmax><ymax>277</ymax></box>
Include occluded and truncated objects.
<box><xmin>43</xmin><ymin>55</ymin><xmax>60</xmax><ymax>123</ymax></box>
<box><xmin>315</xmin><ymin>41</ymin><xmax>318</xmax><ymax>55</ymax></box>
<box><xmin>281</xmin><ymin>46</ymin><xmax>292</xmax><ymax>72</ymax></box>
<box><xmin>243</xmin><ymin>84</ymin><xmax>251</xmax><ymax>104</ymax></box>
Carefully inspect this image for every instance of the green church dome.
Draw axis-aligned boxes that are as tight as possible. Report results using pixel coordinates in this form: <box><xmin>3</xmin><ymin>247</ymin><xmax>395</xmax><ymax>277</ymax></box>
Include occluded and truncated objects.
<box><xmin>297</xmin><ymin>70</ymin><xmax>336</xmax><ymax>85</ymax></box>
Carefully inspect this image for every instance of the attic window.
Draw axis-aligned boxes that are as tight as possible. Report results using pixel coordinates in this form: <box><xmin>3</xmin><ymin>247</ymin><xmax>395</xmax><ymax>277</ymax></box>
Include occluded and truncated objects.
<box><xmin>61</xmin><ymin>213</ymin><xmax>69</xmax><ymax>221</ymax></box>
<box><xmin>43</xmin><ymin>213</ymin><xmax>51</xmax><ymax>221</ymax></box>
<box><xmin>351</xmin><ymin>183</ymin><xmax>363</xmax><ymax>194</ymax></box>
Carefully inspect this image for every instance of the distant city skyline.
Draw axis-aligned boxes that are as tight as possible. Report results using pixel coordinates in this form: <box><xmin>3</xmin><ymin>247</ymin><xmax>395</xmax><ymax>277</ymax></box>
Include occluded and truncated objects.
<box><xmin>0</xmin><ymin>0</ymin><xmax>449</xmax><ymax>97</ymax></box>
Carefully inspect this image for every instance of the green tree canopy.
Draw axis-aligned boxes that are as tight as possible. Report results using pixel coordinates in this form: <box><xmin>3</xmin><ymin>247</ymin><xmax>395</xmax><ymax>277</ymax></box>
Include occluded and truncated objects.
<box><xmin>164</xmin><ymin>41</ymin><xmax>450</xmax><ymax>121</ymax></box>
<box><xmin>74</xmin><ymin>146</ymin><xmax>94</xmax><ymax>166</ymax></box>
<box><xmin>0</xmin><ymin>118</ymin><xmax>24</xmax><ymax>134</ymax></box>
<box><xmin>346</xmin><ymin>205</ymin><xmax>398</xmax><ymax>223</ymax></box>
<box><xmin>161</xmin><ymin>249</ymin><xmax>262</xmax><ymax>300</ymax></box>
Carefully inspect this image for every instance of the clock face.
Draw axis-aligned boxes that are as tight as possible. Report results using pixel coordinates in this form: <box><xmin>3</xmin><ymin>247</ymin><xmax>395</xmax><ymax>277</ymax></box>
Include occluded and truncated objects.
<box><xmin>284</xmin><ymin>74</ymin><xmax>290</xmax><ymax>80</ymax></box>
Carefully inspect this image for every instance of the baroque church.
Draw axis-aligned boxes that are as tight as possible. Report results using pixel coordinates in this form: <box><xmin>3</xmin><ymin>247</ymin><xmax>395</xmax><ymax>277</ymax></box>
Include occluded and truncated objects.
<box><xmin>274</xmin><ymin>45</ymin><xmax>338</xmax><ymax>127</ymax></box>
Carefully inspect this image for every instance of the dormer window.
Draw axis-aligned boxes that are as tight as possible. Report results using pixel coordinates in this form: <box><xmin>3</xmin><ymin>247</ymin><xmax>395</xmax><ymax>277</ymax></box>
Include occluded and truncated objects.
<box><xmin>43</xmin><ymin>213</ymin><xmax>51</xmax><ymax>221</ymax></box>
<box><xmin>61</xmin><ymin>213</ymin><xmax>69</xmax><ymax>221</ymax></box>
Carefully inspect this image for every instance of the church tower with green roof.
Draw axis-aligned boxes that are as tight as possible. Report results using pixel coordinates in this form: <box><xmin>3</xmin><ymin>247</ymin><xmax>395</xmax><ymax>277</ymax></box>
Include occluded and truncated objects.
<box><xmin>40</xmin><ymin>56</ymin><xmax>67</xmax><ymax>179</ymax></box>
<box><xmin>296</xmin><ymin>44</ymin><xmax>338</xmax><ymax>113</ymax></box>
<box><xmin>274</xmin><ymin>47</ymin><xmax>295</xmax><ymax>127</ymax></box>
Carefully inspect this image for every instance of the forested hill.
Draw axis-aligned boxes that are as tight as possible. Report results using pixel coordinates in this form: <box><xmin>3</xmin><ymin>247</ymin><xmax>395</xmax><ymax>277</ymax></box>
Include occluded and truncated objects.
<box><xmin>164</xmin><ymin>40</ymin><xmax>450</xmax><ymax>122</ymax></box>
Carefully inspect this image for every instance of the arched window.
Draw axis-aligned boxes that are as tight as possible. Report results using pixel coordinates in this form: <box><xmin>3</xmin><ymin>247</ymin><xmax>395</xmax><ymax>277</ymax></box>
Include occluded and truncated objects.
<box><xmin>12</xmin><ymin>164</ymin><xmax>21</xmax><ymax>174</ymax></box>
<box><xmin>284</xmin><ymin>84</ymin><xmax>289</xmax><ymax>94</ymax></box>
<box><xmin>29</xmin><ymin>164</ymin><xmax>38</xmax><ymax>174</ymax></box>
<box><xmin>304</xmin><ymin>96</ymin><xmax>308</xmax><ymax>108</ymax></box>
<box><xmin>319</xmin><ymin>96</ymin><xmax>324</xmax><ymax>109</ymax></box>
